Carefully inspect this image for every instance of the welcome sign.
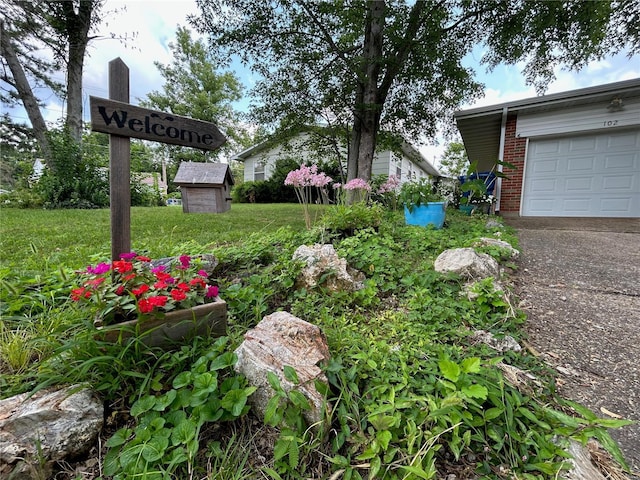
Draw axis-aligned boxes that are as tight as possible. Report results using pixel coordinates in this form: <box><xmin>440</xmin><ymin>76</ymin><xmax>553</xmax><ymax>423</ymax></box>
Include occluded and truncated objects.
<box><xmin>91</xmin><ymin>57</ymin><xmax>227</xmax><ymax>261</ymax></box>
<box><xmin>90</xmin><ymin>97</ymin><xmax>226</xmax><ymax>151</ymax></box>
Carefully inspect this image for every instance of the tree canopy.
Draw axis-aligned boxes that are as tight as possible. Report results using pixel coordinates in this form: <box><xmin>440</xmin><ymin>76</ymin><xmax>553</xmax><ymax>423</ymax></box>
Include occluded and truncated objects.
<box><xmin>191</xmin><ymin>0</ymin><xmax>638</xmax><ymax>187</ymax></box>
<box><xmin>1</xmin><ymin>0</ymin><xmax>107</xmax><ymax>162</ymax></box>
<box><xmin>140</xmin><ymin>26</ymin><xmax>250</xmax><ymax>164</ymax></box>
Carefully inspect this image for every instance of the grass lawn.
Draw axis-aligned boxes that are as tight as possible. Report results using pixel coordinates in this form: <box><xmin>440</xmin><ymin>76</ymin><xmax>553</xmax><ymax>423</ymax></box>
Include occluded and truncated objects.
<box><xmin>0</xmin><ymin>203</ymin><xmax>632</xmax><ymax>479</ymax></box>
<box><xmin>0</xmin><ymin>203</ymin><xmax>324</xmax><ymax>274</ymax></box>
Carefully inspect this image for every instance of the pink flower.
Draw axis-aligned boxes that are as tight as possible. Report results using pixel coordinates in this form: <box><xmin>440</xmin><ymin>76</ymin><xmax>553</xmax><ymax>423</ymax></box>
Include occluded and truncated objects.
<box><xmin>378</xmin><ymin>175</ymin><xmax>400</xmax><ymax>194</ymax></box>
<box><xmin>198</xmin><ymin>269</ymin><xmax>208</xmax><ymax>277</ymax></box>
<box><xmin>87</xmin><ymin>262</ymin><xmax>110</xmax><ymax>275</ymax></box>
<box><xmin>344</xmin><ymin>178</ymin><xmax>371</xmax><ymax>191</ymax></box>
<box><xmin>151</xmin><ymin>265</ymin><xmax>166</xmax><ymax>274</ymax></box>
<box><xmin>179</xmin><ymin>255</ymin><xmax>191</xmax><ymax>268</ymax></box>
<box><xmin>119</xmin><ymin>252</ymin><xmax>137</xmax><ymax>260</ymax></box>
<box><xmin>206</xmin><ymin>285</ymin><xmax>219</xmax><ymax>298</ymax></box>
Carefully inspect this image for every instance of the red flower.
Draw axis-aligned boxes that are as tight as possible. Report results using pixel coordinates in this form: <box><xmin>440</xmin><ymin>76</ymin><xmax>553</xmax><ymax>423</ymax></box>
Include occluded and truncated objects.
<box><xmin>154</xmin><ymin>271</ymin><xmax>172</xmax><ymax>282</ymax></box>
<box><xmin>115</xmin><ymin>285</ymin><xmax>125</xmax><ymax>295</ymax></box>
<box><xmin>113</xmin><ymin>260</ymin><xmax>133</xmax><ymax>274</ymax></box>
<box><xmin>132</xmin><ymin>284</ymin><xmax>150</xmax><ymax>297</ymax></box>
<box><xmin>171</xmin><ymin>289</ymin><xmax>187</xmax><ymax>301</ymax></box>
<box><xmin>177</xmin><ymin>282</ymin><xmax>190</xmax><ymax>292</ymax></box>
<box><xmin>148</xmin><ymin>295</ymin><xmax>168</xmax><ymax>307</ymax></box>
<box><xmin>123</xmin><ymin>273</ymin><xmax>136</xmax><ymax>281</ymax></box>
<box><xmin>87</xmin><ymin>277</ymin><xmax>105</xmax><ymax>288</ymax></box>
<box><xmin>154</xmin><ymin>280</ymin><xmax>168</xmax><ymax>290</ymax></box>
<box><xmin>135</xmin><ymin>255</ymin><xmax>152</xmax><ymax>262</ymax></box>
<box><xmin>190</xmin><ymin>278</ymin><xmax>206</xmax><ymax>289</ymax></box>
<box><xmin>71</xmin><ymin>287</ymin><xmax>91</xmax><ymax>301</ymax></box>
<box><xmin>138</xmin><ymin>299</ymin><xmax>154</xmax><ymax>314</ymax></box>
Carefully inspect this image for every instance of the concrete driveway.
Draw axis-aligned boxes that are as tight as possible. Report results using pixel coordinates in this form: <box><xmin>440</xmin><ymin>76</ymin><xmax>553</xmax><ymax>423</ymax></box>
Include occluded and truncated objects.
<box><xmin>505</xmin><ymin>217</ymin><xmax>640</xmax><ymax>475</ymax></box>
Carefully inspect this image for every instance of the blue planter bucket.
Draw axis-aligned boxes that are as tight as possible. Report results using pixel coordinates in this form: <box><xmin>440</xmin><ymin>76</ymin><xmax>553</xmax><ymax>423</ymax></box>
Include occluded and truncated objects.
<box><xmin>404</xmin><ymin>202</ymin><xmax>446</xmax><ymax>229</ymax></box>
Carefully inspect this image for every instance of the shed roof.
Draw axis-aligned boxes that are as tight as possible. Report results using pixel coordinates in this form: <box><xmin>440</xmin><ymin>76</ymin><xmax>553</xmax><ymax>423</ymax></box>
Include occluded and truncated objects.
<box><xmin>454</xmin><ymin>78</ymin><xmax>640</xmax><ymax>170</ymax></box>
<box><xmin>173</xmin><ymin>162</ymin><xmax>234</xmax><ymax>187</ymax></box>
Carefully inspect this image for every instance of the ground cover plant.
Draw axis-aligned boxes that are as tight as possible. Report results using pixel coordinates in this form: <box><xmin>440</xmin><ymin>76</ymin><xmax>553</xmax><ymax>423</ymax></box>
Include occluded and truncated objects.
<box><xmin>0</xmin><ymin>204</ymin><xmax>633</xmax><ymax>479</ymax></box>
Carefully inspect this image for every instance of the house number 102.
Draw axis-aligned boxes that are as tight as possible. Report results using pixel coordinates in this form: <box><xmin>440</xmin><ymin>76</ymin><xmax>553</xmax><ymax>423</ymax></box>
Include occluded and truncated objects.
<box><xmin>603</xmin><ymin>120</ymin><xmax>619</xmax><ymax>127</ymax></box>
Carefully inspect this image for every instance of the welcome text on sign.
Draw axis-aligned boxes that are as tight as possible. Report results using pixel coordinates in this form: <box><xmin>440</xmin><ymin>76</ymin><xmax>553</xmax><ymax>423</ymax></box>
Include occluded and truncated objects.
<box><xmin>89</xmin><ymin>96</ymin><xmax>226</xmax><ymax>151</ymax></box>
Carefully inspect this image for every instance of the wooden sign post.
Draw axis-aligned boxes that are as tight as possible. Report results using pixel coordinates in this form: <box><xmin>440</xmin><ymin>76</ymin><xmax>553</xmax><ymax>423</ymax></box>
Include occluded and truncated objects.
<box><xmin>90</xmin><ymin>58</ymin><xmax>226</xmax><ymax>261</ymax></box>
<box><xmin>108</xmin><ymin>58</ymin><xmax>131</xmax><ymax>262</ymax></box>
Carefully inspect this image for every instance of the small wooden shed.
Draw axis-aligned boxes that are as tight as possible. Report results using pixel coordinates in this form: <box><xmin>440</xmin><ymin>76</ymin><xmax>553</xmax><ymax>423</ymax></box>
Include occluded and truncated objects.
<box><xmin>173</xmin><ymin>162</ymin><xmax>234</xmax><ymax>213</ymax></box>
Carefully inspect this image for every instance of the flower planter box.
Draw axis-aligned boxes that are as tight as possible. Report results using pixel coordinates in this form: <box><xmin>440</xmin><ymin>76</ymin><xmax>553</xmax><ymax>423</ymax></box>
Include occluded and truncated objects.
<box><xmin>404</xmin><ymin>202</ymin><xmax>446</xmax><ymax>229</ymax></box>
<box><xmin>96</xmin><ymin>298</ymin><xmax>227</xmax><ymax>348</ymax></box>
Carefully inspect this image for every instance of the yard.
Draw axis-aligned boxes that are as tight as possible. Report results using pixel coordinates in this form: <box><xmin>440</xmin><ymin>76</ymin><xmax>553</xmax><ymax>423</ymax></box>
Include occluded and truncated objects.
<box><xmin>0</xmin><ymin>204</ymin><xmax>631</xmax><ymax>479</ymax></box>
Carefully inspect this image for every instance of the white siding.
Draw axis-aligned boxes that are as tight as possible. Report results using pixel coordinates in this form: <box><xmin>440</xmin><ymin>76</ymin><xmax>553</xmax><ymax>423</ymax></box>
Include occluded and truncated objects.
<box><xmin>517</xmin><ymin>96</ymin><xmax>640</xmax><ymax>138</ymax></box>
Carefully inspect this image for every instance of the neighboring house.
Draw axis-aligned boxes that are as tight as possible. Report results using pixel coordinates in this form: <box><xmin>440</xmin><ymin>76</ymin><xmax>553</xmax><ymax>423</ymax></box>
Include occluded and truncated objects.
<box><xmin>137</xmin><ymin>172</ymin><xmax>167</xmax><ymax>195</ymax></box>
<box><xmin>455</xmin><ymin>78</ymin><xmax>640</xmax><ymax>218</ymax></box>
<box><xmin>173</xmin><ymin>161</ymin><xmax>234</xmax><ymax>213</ymax></box>
<box><xmin>232</xmin><ymin>131</ymin><xmax>441</xmax><ymax>184</ymax></box>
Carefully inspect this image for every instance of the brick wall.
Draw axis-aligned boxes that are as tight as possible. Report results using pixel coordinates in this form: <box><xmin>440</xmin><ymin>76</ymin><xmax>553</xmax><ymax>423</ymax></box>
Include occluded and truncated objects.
<box><xmin>499</xmin><ymin>114</ymin><xmax>527</xmax><ymax>214</ymax></box>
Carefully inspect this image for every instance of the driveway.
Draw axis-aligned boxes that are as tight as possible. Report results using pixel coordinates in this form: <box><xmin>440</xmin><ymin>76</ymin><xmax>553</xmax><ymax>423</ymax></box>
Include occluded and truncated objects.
<box><xmin>506</xmin><ymin>218</ymin><xmax>640</xmax><ymax>475</ymax></box>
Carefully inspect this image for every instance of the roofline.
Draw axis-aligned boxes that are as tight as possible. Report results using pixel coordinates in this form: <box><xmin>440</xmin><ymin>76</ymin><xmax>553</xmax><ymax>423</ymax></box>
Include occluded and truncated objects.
<box><xmin>455</xmin><ymin>78</ymin><xmax>640</xmax><ymax>119</ymax></box>
<box><xmin>232</xmin><ymin>130</ymin><xmax>442</xmax><ymax>177</ymax></box>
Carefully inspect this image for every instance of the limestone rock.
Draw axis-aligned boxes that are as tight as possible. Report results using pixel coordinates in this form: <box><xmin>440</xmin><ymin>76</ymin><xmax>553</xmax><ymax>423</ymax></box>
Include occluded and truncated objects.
<box><xmin>485</xmin><ymin>219</ymin><xmax>504</xmax><ymax>230</ymax></box>
<box><xmin>0</xmin><ymin>385</ymin><xmax>103</xmax><ymax>478</ymax></box>
<box><xmin>562</xmin><ymin>440</ymin><xmax>608</xmax><ymax>480</ymax></box>
<box><xmin>434</xmin><ymin>247</ymin><xmax>500</xmax><ymax>280</ymax></box>
<box><xmin>474</xmin><ymin>237</ymin><xmax>520</xmax><ymax>259</ymax></box>
<box><xmin>293</xmin><ymin>244</ymin><xmax>365</xmax><ymax>292</ymax></box>
<box><xmin>234</xmin><ymin>311</ymin><xmax>331</xmax><ymax>427</ymax></box>
<box><xmin>471</xmin><ymin>330</ymin><xmax>521</xmax><ymax>353</ymax></box>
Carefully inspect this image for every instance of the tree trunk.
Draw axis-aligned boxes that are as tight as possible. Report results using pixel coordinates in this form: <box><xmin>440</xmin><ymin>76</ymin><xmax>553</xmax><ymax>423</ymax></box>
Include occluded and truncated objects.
<box><xmin>63</xmin><ymin>1</ymin><xmax>94</xmax><ymax>143</ymax></box>
<box><xmin>0</xmin><ymin>20</ymin><xmax>53</xmax><ymax>165</ymax></box>
<box><xmin>348</xmin><ymin>0</ymin><xmax>384</xmax><ymax>188</ymax></box>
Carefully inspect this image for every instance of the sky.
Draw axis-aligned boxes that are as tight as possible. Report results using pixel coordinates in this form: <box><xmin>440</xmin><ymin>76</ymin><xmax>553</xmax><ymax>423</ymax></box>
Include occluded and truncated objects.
<box><xmin>6</xmin><ymin>0</ymin><xmax>640</xmax><ymax>163</ymax></box>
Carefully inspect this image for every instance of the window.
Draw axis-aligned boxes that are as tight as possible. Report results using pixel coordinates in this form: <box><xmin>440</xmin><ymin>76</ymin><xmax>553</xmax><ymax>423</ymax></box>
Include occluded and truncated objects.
<box><xmin>254</xmin><ymin>161</ymin><xmax>265</xmax><ymax>181</ymax></box>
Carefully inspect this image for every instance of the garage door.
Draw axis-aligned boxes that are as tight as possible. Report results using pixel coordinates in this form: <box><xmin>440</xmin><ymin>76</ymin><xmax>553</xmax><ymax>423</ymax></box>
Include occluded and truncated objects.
<box><xmin>522</xmin><ymin>129</ymin><xmax>640</xmax><ymax>217</ymax></box>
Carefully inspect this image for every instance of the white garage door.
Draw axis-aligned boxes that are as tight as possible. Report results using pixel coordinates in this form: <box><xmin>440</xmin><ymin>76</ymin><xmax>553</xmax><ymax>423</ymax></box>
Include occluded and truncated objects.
<box><xmin>522</xmin><ymin>129</ymin><xmax>640</xmax><ymax>217</ymax></box>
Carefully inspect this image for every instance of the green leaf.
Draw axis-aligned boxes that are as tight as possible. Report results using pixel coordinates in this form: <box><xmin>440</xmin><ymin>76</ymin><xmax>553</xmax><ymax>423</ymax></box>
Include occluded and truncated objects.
<box><xmin>376</xmin><ymin>430</ymin><xmax>393</xmax><ymax>451</ymax></box>
<box><xmin>130</xmin><ymin>395</ymin><xmax>157</xmax><ymax>417</ymax></box>
<box><xmin>267</xmin><ymin>371</ymin><xmax>283</xmax><ymax>392</ymax></box>
<box><xmin>153</xmin><ymin>389</ymin><xmax>177</xmax><ymax>411</ymax></box>
<box><xmin>484</xmin><ymin>407</ymin><xmax>504</xmax><ymax>421</ymax></box>
<box><xmin>288</xmin><ymin>390</ymin><xmax>311</xmax><ymax>411</ymax></box>
<box><xmin>221</xmin><ymin>388</ymin><xmax>250</xmax><ymax>417</ymax></box>
<box><xmin>462</xmin><ymin>384</ymin><xmax>488</xmax><ymax>400</ymax></box>
<box><xmin>141</xmin><ymin>436</ymin><xmax>169</xmax><ymax>463</ymax></box>
<box><xmin>172</xmin><ymin>371</ymin><xmax>192</xmax><ymax>389</ymax></box>
<box><xmin>460</xmin><ymin>357</ymin><xmax>481</xmax><ymax>373</ymax></box>
<box><xmin>288</xmin><ymin>438</ymin><xmax>300</xmax><ymax>469</ymax></box>
<box><xmin>438</xmin><ymin>359</ymin><xmax>460</xmax><ymax>383</ymax></box>
<box><xmin>105</xmin><ymin>428</ymin><xmax>132</xmax><ymax>448</ymax></box>
<box><xmin>283</xmin><ymin>365</ymin><xmax>299</xmax><ymax>383</ymax></box>
<box><xmin>171</xmin><ymin>418</ymin><xmax>198</xmax><ymax>445</ymax></box>
<box><xmin>210</xmin><ymin>351</ymin><xmax>237</xmax><ymax>370</ymax></box>
<box><xmin>369</xmin><ymin>455</ymin><xmax>382</xmax><ymax>479</ymax></box>
<box><xmin>193</xmin><ymin>371</ymin><xmax>218</xmax><ymax>393</ymax></box>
